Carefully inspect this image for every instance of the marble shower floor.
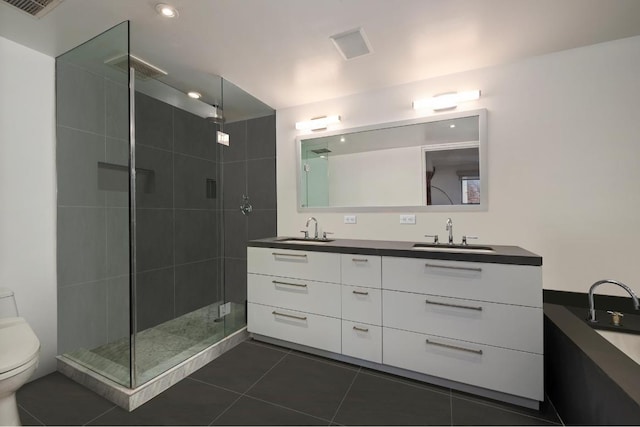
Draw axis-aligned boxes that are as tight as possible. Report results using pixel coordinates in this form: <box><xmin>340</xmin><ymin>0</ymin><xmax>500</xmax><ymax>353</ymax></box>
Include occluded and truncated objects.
<box><xmin>63</xmin><ymin>302</ymin><xmax>246</xmax><ymax>387</ymax></box>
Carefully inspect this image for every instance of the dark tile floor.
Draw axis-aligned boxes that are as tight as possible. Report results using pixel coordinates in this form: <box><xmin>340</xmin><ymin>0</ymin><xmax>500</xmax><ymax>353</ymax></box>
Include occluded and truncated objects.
<box><xmin>17</xmin><ymin>339</ymin><xmax>564</xmax><ymax>426</ymax></box>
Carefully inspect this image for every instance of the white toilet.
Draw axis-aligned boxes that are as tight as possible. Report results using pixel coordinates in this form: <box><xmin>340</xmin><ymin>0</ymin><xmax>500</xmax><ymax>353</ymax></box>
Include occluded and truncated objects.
<box><xmin>0</xmin><ymin>288</ymin><xmax>40</xmax><ymax>426</ymax></box>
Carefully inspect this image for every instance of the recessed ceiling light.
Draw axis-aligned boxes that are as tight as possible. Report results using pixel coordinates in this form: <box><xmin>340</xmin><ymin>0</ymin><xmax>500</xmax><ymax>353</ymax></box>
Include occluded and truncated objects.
<box><xmin>449</xmin><ymin>124</ymin><xmax>456</xmax><ymax>128</ymax></box>
<box><xmin>156</xmin><ymin>3</ymin><xmax>178</xmax><ymax>18</ymax></box>
<box><xmin>188</xmin><ymin>91</ymin><xmax>202</xmax><ymax>99</ymax></box>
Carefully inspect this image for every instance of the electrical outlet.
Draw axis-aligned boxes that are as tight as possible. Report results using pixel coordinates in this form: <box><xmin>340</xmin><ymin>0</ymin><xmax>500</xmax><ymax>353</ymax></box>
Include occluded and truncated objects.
<box><xmin>344</xmin><ymin>215</ymin><xmax>357</xmax><ymax>224</ymax></box>
<box><xmin>399</xmin><ymin>214</ymin><xmax>416</xmax><ymax>224</ymax></box>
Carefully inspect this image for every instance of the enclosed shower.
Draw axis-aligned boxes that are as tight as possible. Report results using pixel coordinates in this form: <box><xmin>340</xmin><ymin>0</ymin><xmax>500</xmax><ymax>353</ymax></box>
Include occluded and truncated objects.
<box><xmin>54</xmin><ymin>22</ymin><xmax>276</xmax><ymax>409</ymax></box>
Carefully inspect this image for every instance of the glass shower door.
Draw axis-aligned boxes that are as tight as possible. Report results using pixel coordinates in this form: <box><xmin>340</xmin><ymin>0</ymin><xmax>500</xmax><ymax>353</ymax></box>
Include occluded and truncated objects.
<box><xmin>131</xmin><ymin>71</ymin><xmax>227</xmax><ymax>386</ymax></box>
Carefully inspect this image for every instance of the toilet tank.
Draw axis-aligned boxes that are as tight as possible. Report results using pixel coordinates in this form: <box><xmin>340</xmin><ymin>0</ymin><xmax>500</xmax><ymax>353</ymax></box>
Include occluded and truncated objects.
<box><xmin>0</xmin><ymin>288</ymin><xmax>19</xmax><ymax>318</ymax></box>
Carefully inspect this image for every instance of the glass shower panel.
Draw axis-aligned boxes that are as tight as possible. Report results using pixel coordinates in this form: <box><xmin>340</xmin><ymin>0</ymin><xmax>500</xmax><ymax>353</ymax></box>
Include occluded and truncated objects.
<box><xmin>56</xmin><ymin>21</ymin><xmax>132</xmax><ymax>388</ymax></box>
<box><xmin>132</xmin><ymin>72</ymin><xmax>226</xmax><ymax>386</ymax></box>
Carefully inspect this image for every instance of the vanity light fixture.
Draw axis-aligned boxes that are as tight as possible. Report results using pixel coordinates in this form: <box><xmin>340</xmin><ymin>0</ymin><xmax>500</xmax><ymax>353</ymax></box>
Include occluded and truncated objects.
<box><xmin>188</xmin><ymin>91</ymin><xmax>202</xmax><ymax>99</ymax></box>
<box><xmin>295</xmin><ymin>115</ymin><xmax>341</xmax><ymax>131</ymax></box>
<box><xmin>155</xmin><ymin>3</ymin><xmax>178</xmax><ymax>18</ymax></box>
<box><xmin>413</xmin><ymin>90</ymin><xmax>481</xmax><ymax>111</ymax></box>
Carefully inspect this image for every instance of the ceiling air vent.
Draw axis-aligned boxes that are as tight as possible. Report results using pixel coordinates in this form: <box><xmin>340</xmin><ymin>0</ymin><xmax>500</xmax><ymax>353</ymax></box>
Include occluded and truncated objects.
<box><xmin>104</xmin><ymin>54</ymin><xmax>168</xmax><ymax>81</ymax></box>
<box><xmin>1</xmin><ymin>0</ymin><xmax>65</xmax><ymax>18</ymax></box>
<box><xmin>330</xmin><ymin>27</ymin><xmax>373</xmax><ymax>60</ymax></box>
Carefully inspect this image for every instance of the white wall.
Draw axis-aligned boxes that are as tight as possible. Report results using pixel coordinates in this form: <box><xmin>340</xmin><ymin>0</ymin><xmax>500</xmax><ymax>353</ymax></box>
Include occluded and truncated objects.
<box><xmin>0</xmin><ymin>36</ymin><xmax>57</xmax><ymax>377</ymax></box>
<box><xmin>277</xmin><ymin>35</ymin><xmax>640</xmax><ymax>296</ymax></box>
<box><xmin>328</xmin><ymin>146</ymin><xmax>423</xmax><ymax>206</ymax></box>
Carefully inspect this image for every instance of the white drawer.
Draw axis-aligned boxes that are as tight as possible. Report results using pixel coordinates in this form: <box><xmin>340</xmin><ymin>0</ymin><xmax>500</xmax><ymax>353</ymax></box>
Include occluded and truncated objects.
<box><xmin>383</xmin><ymin>327</ymin><xmax>543</xmax><ymax>401</ymax></box>
<box><xmin>341</xmin><ymin>254</ymin><xmax>381</xmax><ymax>288</ymax></box>
<box><xmin>342</xmin><ymin>321</ymin><xmax>382</xmax><ymax>363</ymax></box>
<box><xmin>248</xmin><ymin>273</ymin><xmax>341</xmax><ymax>318</ymax></box>
<box><xmin>248</xmin><ymin>247</ymin><xmax>341</xmax><ymax>283</ymax></box>
<box><xmin>382</xmin><ymin>290</ymin><xmax>542</xmax><ymax>354</ymax></box>
<box><xmin>248</xmin><ymin>303</ymin><xmax>341</xmax><ymax>353</ymax></box>
<box><xmin>382</xmin><ymin>257</ymin><xmax>542</xmax><ymax>307</ymax></box>
<box><xmin>341</xmin><ymin>285</ymin><xmax>382</xmax><ymax>326</ymax></box>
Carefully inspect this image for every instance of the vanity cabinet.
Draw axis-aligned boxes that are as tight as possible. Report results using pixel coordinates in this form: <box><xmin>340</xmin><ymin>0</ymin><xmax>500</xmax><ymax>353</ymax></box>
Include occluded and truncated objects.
<box><xmin>247</xmin><ymin>247</ymin><xmax>342</xmax><ymax>353</ymax></box>
<box><xmin>381</xmin><ymin>256</ymin><xmax>543</xmax><ymax>401</ymax></box>
<box><xmin>247</xmin><ymin>238</ymin><xmax>543</xmax><ymax>408</ymax></box>
<box><xmin>248</xmin><ymin>248</ymin><xmax>383</xmax><ymax>362</ymax></box>
<box><xmin>340</xmin><ymin>254</ymin><xmax>383</xmax><ymax>363</ymax></box>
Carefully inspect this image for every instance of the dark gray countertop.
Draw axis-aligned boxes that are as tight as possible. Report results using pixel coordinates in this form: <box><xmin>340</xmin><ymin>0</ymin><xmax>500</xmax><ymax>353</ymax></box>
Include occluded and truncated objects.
<box><xmin>248</xmin><ymin>237</ymin><xmax>542</xmax><ymax>266</ymax></box>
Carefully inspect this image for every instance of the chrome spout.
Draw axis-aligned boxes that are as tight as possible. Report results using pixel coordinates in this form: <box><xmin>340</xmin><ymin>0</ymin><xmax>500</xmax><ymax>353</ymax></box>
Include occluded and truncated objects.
<box><xmin>588</xmin><ymin>279</ymin><xmax>640</xmax><ymax>323</ymax></box>
<box><xmin>446</xmin><ymin>218</ymin><xmax>453</xmax><ymax>244</ymax></box>
<box><xmin>305</xmin><ymin>217</ymin><xmax>318</xmax><ymax>239</ymax></box>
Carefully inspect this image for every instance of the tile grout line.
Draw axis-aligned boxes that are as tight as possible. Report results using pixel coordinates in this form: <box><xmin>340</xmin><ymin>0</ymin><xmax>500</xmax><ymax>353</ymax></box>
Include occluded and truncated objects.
<box><xmin>452</xmin><ymin>393</ymin><xmax>562</xmax><ymax>425</ymax></box>
<box><xmin>242</xmin><ymin>348</ymin><xmax>291</xmax><ymax>394</ymax></box>
<box><xmin>545</xmin><ymin>392</ymin><xmax>565</xmax><ymax>426</ymax></box>
<box><xmin>81</xmin><ymin>404</ymin><xmax>118</xmax><ymax>426</ymax></box>
<box><xmin>206</xmin><ymin>348</ymin><xmax>291</xmax><ymax>426</ymax></box>
<box><xmin>207</xmin><ymin>393</ymin><xmax>244</xmax><ymax>427</ymax></box>
<box><xmin>450</xmin><ymin>389</ymin><xmax>454</xmax><ymax>426</ymax></box>
<box><xmin>360</xmin><ymin>369</ymin><xmax>451</xmax><ymax>397</ymax></box>
<box><xmin>329</xmin><ymin>366</ymin><xmax>361</xmax><ymax>425</ymax></box>
<box><xmin>287</xmin><ymin>351</ymin><xmax>359</xmax><ymax>373</ymax></box>
<box><xmin>17</xmin><ymin>404</ymin><xmax>46</xmax><ymax>426</ymax></box>
<box><xmin>242</xmin><ymin>394</ymin><xmax>335</xmax><ymax>425</ymax></box>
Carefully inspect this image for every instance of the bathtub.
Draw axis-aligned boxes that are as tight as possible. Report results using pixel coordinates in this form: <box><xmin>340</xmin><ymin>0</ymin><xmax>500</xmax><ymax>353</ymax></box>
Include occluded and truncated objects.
<box><xmin>544</xmin><ymin>303</ymin><xmax>640</xmax><ymax>425</ymax></box>
<box><xmin>596</xmin><ymin>329</ymin><xmax>640</xmax><ymax>366</ymax></box>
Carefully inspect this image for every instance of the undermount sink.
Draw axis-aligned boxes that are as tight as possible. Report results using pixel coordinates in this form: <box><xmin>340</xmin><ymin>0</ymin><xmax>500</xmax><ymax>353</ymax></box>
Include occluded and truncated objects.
<box><xmin>276</xmin><ymin>238</ymin><xmax>334</xmax><ymax>245</ymax></box>
<box><xmin>412</xmin><ymin>243</ymin><xmax>495</xmax><ymax>253</ymax></box>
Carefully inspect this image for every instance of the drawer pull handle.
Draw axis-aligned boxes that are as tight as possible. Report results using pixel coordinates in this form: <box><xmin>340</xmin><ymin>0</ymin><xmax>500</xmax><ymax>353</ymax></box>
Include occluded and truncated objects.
<box><xmin>272</xmin><ymin>252</ymin><xmax>308</xmax><ymax>258</ymax></box>
<box><xmin>273</xmin><ymin>280</ymin><xmax>308</xmax><ymax>288</ymax></box>
<box><xmin>352</xmin><ymin>290</ymin><xmax>369</xmax><ymax>295</ymax></box>
<box><xmin>272</xmin><ymin>311</ymin><xmax>307</xmax><ymax>321</ymax></box>
<box><xmin>424</xmin><ymin>263</ymin><xmax>482</xmax><ymax>272</ymax></box>
<box><xmin>352</xmin><ymin>258</ymin><xmax>369</xmax><ymax>262</ymax></box>
<box><xmin>353</xmin><ymin>326</ymin><xmax>369</xmax><ymax>332</ymax></box>
<box><xmin>425</xmin><ymin>339</ymin><xmax>483</xmax><ymax>355</ymax></box>
<box><xmin>425</xmin><ymin>299</ymin><xmax>482</xmax><ymax>311</ymax></box>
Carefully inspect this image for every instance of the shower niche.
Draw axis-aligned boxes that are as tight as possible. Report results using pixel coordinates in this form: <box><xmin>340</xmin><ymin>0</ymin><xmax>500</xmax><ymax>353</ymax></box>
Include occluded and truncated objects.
<box><xmin>55</xmin><ymin>21</ymin><xmax>276</xmax><ymax>409</ymax></box>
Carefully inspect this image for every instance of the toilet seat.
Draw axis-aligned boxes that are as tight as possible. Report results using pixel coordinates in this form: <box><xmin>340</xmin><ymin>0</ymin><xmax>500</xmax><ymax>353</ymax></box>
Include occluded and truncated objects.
<box><xmin>0</xmin><ymin>317</ymin><xmax>40</xmax><ymax>375</ymax></box>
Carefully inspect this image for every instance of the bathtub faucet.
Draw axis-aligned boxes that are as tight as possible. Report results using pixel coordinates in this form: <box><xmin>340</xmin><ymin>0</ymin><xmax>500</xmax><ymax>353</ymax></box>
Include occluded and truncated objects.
<box><xmin>588</xmin><ymin>279</ymin><xmax>640</xmax><ymax>323</ymax></box>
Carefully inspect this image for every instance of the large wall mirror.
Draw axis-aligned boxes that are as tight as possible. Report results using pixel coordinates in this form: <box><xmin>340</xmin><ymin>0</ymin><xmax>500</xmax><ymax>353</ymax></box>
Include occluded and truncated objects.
<box><xmin>296</xmin><ymin>109</ymin><xmax>487</xmax><ymax>212</ymax></box>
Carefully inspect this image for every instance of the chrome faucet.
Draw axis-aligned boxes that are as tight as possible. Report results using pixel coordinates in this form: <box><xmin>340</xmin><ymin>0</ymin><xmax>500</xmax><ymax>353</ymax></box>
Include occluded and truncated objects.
<box><xmin>446</xmin><ymin>218</ymin><xmax>453</xmax><ymax>244</ymax></box>
<box><xmin>588</xmin><ymin>279</ymin><xmax>640</xmax><ymax>323</ymax></box>
<box><xmin>306</xmin><ymin>217</ymin><xmax>318</xmax><ymax>239</ymax></box>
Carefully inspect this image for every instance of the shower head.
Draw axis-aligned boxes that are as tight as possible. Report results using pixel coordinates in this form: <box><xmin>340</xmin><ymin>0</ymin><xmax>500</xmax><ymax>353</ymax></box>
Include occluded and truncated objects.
<box><xmin>310</xmin><ymin>148</ymin><xmax>332</xmax><ymax>154</ymax></box>
<box><xmin>104</xmin><ymin>54</ymin><xmax>168</xmax><ymax>80</ymax></box>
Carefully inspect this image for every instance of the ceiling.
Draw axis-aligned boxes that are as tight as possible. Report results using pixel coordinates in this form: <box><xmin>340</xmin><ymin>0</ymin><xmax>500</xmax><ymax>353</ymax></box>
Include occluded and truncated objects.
<box><xmin>2</xmin><ymin>0</ymin><xmax>640</xmax><ymax>110</ymax></box>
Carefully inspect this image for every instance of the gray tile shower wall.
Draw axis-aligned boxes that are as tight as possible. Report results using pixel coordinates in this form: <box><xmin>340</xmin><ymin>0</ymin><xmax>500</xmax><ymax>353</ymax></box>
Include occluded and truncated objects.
<box><xmin>222</xmin><ymin>114</ymin><xmax>277</xmax><ymax>306</ymax></box>
<box><xmin>134</xmin><ymin>92</ymin><xmax>222</xmax><ymax>331</ymax></box>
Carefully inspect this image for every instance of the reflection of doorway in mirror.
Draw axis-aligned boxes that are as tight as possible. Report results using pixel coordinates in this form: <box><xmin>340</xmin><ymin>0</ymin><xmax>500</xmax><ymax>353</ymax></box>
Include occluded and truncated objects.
<box><xmin>422</xmin><ymin>142</ymin><xmax>480</xmax><ymax>206</ymax></box>
<box><xmin>462</xmin><ymin>178</ymin><xmax>480</xmax><ymax>204</ymax></box>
